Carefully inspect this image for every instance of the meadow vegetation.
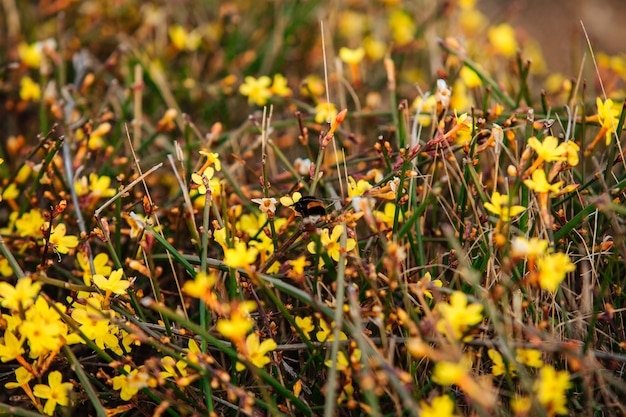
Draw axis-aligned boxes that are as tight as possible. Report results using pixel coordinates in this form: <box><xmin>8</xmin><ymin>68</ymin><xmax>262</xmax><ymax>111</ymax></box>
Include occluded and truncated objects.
<box><xmin>0</xmin><ymin>1</ymin><xmax>625</xmax><ymax>416</ymax></box>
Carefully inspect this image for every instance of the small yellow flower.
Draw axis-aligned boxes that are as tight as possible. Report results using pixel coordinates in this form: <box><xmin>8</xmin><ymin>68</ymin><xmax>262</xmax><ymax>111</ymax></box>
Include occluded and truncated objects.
<box><xmin>4</xmin><ymin>366</ymin><xmax>34</xmax><ymax>390</ymax></box>
<box><xmin>18</xmin><ymin>42</ymin><xmax>42</xmax><ymax>68</ymax></box>
<box><xmin>48</xmin><ymin>223</ymin><xmax>79</xmax><ymax>254</ymax></box>
<box><xmin>459</xmin><ymin>66</ymin><xmax>482</xmax><ymax>88</ymax></box>
<box><xmin>93</xmin><ymin>268</ymin><xmax>130</xmax><ymax>295</ymax></box>
<box><xmin>528</xmin><ymin>136</ymin><xmax>567</xmax><ymax>162</ymax></box>
<box><xmin>483</xmin><ymin>191</ymin><xmax>525</xmax><ymax>222</ymax></box>
<box><xmin>488</xmin><ymin>349</ymin><xmax>516</xmax><ymax>376</ymax></box>
<box><xmin>77</xmin><ymin>252</ymin><xmax>112</xmax><ymax>286</ymax></box>
<box><xmin>112</xmin><ymin>365</ymin><xmax>154</xmax><ymax>401</ymax></box>
<box><xmin>307</xmin><ymin>225</ymin><xmax>356</xmax><ymax>263</ymax></box>
<box><xmin>0</xmin><ymin>277</ymin><xmax>42</xmax><ymax>311</ymax></box>
<box><xmin>536</xmin><ymin>252</ymin><xmax>575</xmax><ymax>292</ymax></box>
<box><xmin>419</xmin><ymin>395</ymin><xmax>460</xmax><ymax>417</ymax></box>
<box><xmin>436</xmin><ymin>291</ymin><xmax>483</xmax><ymax>341</ymax></box>
<box><xmin>432</xmin><ymin>355</ymin><xmax>472</xmax><ymax>386</ymax></box>
<box><xmin>33</xmin><ymin>371</ymin><xmax>73</xmax><ymax>415</ymax></box>
<box><xmin>363</xmin><ymin>36</ymin><xmax>386</xmax><ymax>61</ymax></box>
<box><xmin>596</xmin><ymin>97</ymin><xmax>620</xmax><ymax>145</ymax></box>
<box><xmin>419</xmin><ymin>272</ymin><xmax>443</xmax><ymax>300</ymax></box>
<box><xmin>324</xmin><ymin>349</ymin><xmax>360</xmax><ymax>371</ymax></box>
<box><xmin>0</xmin><ymin>329</ymin><xmax>25</xmax><ymax>362</ymax></box>
<box><xmin>347</xmin><ymin>176</ymin><xmax>372</xmax><ymax>198</ymax></box>
<box><xmin>199</xmin><ymin>151</ymin><xmax>222</xmax><ymax>171</ymax></box>
<box><xmin>314</xmin><ymin>102</ymin><xmax>338</xmax><ymax>124</ymax></box>
<box><xmin>236</xmin><ymin>333</ymin><xmax>277</xmax><ymax>371</ymax></box>
<box><xmin>488</xmin><ymin>23</ymin><xmax>518</xmax><ymax>57</ymax></box>
<box><xmin>389</xmin><ymin>9</ymin><xmax>415</xmax><ymax>46</ymax></box>
<box><xmin>216</xmin><ymin>301</ymin><xmax>256</xmax><ymax>342</ymax></box>
<box><xmin>169</xmin><ymin>25</ymin><xmax>201</xmax><ymax>51</ymax></box>
<box><xmin>223</xmin><ymin>241</ymin><xmax>258</xmax><ymax>269</ymax></box>
<box><xmin>270</xmin><ymin>73</ymin><xmax>292</xmax><ymax>98</ymax></box>
<box><xmin>563</xmin><ymin>141</ymin><xmax>580</xmax><ymax>166</ymax></box>
<box><xmin>523</xmin><ymin>169</ymin><xmax>562</xmax><ymax>194</ymax></box>
<box><xmin>20</xmin><ymin>76</ymin><xmax>41</xmax><ymax>102</ymax></box>
<box><xmin>295</xmin><ymin>316</ymin><xmax>314</xmax><ymax>339</ymax></box>
<box><xmin>510</xmin><ymin>236</ymin><xmax>549</xmax><ymax>259</ymax></box>
<box><xmin>182</xmin><ymin>271</ymin><xmax>216</xmax><ymax>303</ymax></box>
<box><xmin>515</xmin><ymin>349</ymin><xmax>543</xmax><ymax>368</ymax></box>
<box><xmin>239</xmin><ymin>76</ymin><xmax>272</xmax><ymax>106</ymax></box>
<box><xmin>339</xmin><ymin>47</ymin><xmax>365</xmax><ymax>65</ymax></box>
<box><xmin>533</xmin><ymin>365</ymin><xmax>572</xmax><ymax>415</ymax></box>
<box><xmin>315</xmin><ymin>320</ymin><xmax>347</xmax><ymax>342</ymax></box>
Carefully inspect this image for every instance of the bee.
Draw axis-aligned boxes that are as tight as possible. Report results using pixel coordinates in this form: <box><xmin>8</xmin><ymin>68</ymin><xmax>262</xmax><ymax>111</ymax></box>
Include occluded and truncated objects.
<box><xmin>292</xmin><ymin>196</ymin><xmax>327</xmax><ymax>221</ymax></box>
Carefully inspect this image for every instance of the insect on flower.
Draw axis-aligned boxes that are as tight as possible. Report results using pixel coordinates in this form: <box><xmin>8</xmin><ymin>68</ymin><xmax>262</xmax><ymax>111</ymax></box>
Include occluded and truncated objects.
<box><xmin>292</xmin><ymin>196</ymin><xmax>327</xmax><ymax>219</ymax></box>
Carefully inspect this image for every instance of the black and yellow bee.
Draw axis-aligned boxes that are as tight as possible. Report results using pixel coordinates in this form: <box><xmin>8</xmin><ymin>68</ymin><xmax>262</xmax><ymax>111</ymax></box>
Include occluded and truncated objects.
<box><xmin>292</xmin><ymin>196</ymin><xmax>327</xmax><ymax>218</ymax></box>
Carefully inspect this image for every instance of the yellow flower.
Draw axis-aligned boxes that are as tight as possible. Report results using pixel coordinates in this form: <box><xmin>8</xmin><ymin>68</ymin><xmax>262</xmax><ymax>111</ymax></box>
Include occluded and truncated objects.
<box><xmin>417</xmin><ymin>272</ymin><xmax>443</xmax><ymax>300</ymax></box>
<box><xmin>112</xmin><ymin>365</ymin><xmax>154</xmax><ymax>401</ymax></box>
<box><xmin>324</xmin><ymin>349</ymin><xmax>360</xmax><ymax>371</ymax></box>
<box><xmin>564</xmin><ymin>141</ymin><xmax>580</xmax><ymax>166</ymax></box>
<box><xmin>488</xmin><ymin>23</ymin><xmax>518</xmax><ymax>57</ymax></box>
<box><xmin>432</xmin><ymin>355</ymin><xmax>472</xmax><ymax>385</ymax></box>
<box><xmin>223</xmin><ymin>241</ymin><xmax>258</xmax><ymax>269</ymax></box>
<box><xmin>389</xmin><ymin>9</ymin><xmax>415</xmax><ymax>46</ymax></box>
<box><xmin>33</xmin><ymin>371</ymin><xmax>73</xmax><ymax>415</ymax></box>
<box><xmin>419</xmin><ymin>395</ymin><xmax>460</xmax><ymax>417</ymax></box>
<box><xmin>216</xmin><ymin>301</ymin><xmax>256</xmax><ymax>342</ymax></box>
<box><xmin>596</xmin><ymin>97</ymin><xmax>621</xmax><ymax>145</ymax></box>
<box><xmin>436</xmin><ymin>291</ymin><xmax>483</xmax><ymax>341</ymax></box>
<box><xmin>161</xmin><ymin>356</ymin><xmax>188</xmax><ymax>379</ymax></box>
<box><xmin>314</xmin><ymin>102</ymin><xmax>338</xmax><ymax>124</ymax></box>
<box><xmin>307</xmin><ymin>225</ymin><xmax>356</xmax><ymax>263</ymax></box>
<box><xmin>533</xmin><ymin>365</ymin><xmax>572</xmax><ymax>415</ymax></box>
<box><xmin>48</xmin><ymin>223</ymin><xmax>79</xmax><ymax>254</ymax></box>
<box><xmin>300</xmin><ymin>74</ymin><xmax>325</xmax><ymax>97</ymax></box>
<box><xmin>93</xmin><ymin>268</ymin><xmax>130</xmax><ymax>295</ymax></box>
<box><xmin>459</xmin><ymin>66</ymin><xmax>482</xmax><ymax>88</ymax></box>
<box><xmin>5</xmin><ymin>366</ymin><xmax>33</xmax><ymax>390</ymax></box>
<box><xmin>347</xmin><ymin>176</ymin><xmax>373</xmax><ymax>198</ymax></box>
<box><xmin>510</xmin><ymin>395</ymin><xmax>532</xmax><ymax>414</ymax></box>
<box><xmin>528</xmin><ymin>136</ymin><xmax>567</xmax><ymax>162</ymax></box>
<box><xmin>295</xmin><ymin>316</ymin><xmax>314</xmax><ymax>339</ymax></box>
<box><xmin>0</xmin><ymin>277</ymin><xmax>41</xmax><ymax>311</ymax></box>
<box><xmin>488</xmin><ymin>349</ymin><xmax>516</xmax><ymax>376</ymax></box>
<box><xmin>21</xmin><ymin>297</ymin><xmax>70</xmax><ymax>358</ymax></box>
<box><xmin>191</xmin><ymin>166</ymin><xmax>215</xmax><ymax>195</ymax></box>
<box><xmin>523</xmin><ymin>169</ymin><xmax>562</xmax><ymax>194</ymax></box>
<box><xmin>0</xmin><ymin>328</ymin><xmax>25</xmax><ymax>362</ymax></box>
<box><xmin>18</xmin><ymin>42</ymin><xmax>42</xmax><ymax>68</ymax></box>
<box><xmin>236</xmin><ymin>333</ymin><xmax>277</xmax><ymax>371</ymax></box>
<box><xmin>239</xmin><ymin>76</ymin><xmax>272</xmax><ymax>106</ymax></box>
<box><xmin>537</xmin><ymin>252</ymin><xmax>575</xmax><ymax>292</ymax></box>
<box><xmin>510</xmin><ymin>236</ymin><xmax>549</xmax><ymax>259</ymax></box>
<box><xmin>315</xmin><ymin>320</ymin><xmax>347</xmax><ymax>342</ymax></box>
<box><xmin>169</xmin><ymin>25</ymin><xmax>201</xmax><ymax>51</ymax></box>
<box><xmin>363</xmin><ymin>36</ymin><xmax>386</xmax><ymax>61</ymax></box>
<box><xmin>182</xmin><ymin>271</ymin><xmax>216</xmax><ymax>304</ymax></box>
<box><xmin>289</xmin><ymin>256</ymin><xmax>309</xmax><ymax>276</ymax></box>
<box><xmin>483</xmin><ymin>191</ymin><xmax>526</xmax><ymax>222</ymax></box>
<box><xmin>339</xmin><ymin>47</ymin><xmax>365</xmax><ymax>65</ymax></box>
<box><xmin>199</xmin><ymin>150</ymin><xmax>222</xmax><ymax>171</ymax></box>
<box><xmin>515</xmin><ymin>349</ymin><xmax>543</xmax><ymax>368</ymax></box>
<box><xmin>20</xmin><ymin>76</ymin><xmax>41</xmax><ymax>102</ymax></box>
<box><xmin>77</xmin><ymin>252</ymin><xmax>112</xmax><ymax>286</ymax></box>
<box><xmin>270</xmin><ymin>73</ymin><xmax>292</xmax><ymax>97</ymax></box>
<box><xmin>74</xmin><ymin>173</ymin><xmax>117</xmax><ymax>200</ymax></box>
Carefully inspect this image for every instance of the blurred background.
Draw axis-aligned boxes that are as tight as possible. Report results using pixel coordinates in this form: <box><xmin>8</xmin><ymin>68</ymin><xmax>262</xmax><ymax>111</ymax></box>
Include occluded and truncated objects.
<box><xmin>479</xmin><ymin>0</ymin><xmax>626</xmax><ymax>73</ymax></box>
